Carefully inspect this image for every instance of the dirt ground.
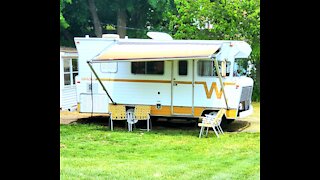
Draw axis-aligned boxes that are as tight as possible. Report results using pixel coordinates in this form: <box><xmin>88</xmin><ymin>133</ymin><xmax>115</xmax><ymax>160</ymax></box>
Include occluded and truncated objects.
<box><xmin>237</xmin><ymin>104</ymin><xmax>260</xmax><ymax>132</ymax></box>
<box><xmin>60</xmin><ymin>104</ymin><xmax>260</xmax><ymax>132</ymax></box>
<box><xmin>60</xmin><ymin>110</ymin><xmax>109</xmax><ymax>124</ymax></box>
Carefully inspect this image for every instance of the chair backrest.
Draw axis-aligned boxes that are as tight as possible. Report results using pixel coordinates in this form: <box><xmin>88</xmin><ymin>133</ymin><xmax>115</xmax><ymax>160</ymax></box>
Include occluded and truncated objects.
<box><xmin>204</xmin><ymin>109</ymin><xmax>226</xmax><ymax>125</ymax></box>
<box><xmin>214</xmin><ymin>109</ymin><xmax>226</xmax><ymax>125</ymax></box>
<box><xmin>134</xmin><ymin>105</ymin><xmax>151</xmax><ymax>120</ymax></box>
<box><xmin>109</xmin><ymin>104</ymin><xmax>127</xmax><ymax>120</ymax></box>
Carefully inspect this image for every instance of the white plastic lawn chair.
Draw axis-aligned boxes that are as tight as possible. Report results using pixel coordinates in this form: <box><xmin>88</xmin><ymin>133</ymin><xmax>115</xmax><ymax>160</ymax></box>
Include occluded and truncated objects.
<box><xmin>198</xmin><ymin>109</ymin><xmax>226</xmax><ymax>138</ymax></box>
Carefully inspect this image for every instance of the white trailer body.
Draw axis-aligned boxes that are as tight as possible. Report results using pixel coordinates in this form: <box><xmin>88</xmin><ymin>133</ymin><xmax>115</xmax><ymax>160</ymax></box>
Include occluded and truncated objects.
<box><xmin>74</xmin><ymin>34</ymin><xmax>254</xmax><ymax>120</ymax></box>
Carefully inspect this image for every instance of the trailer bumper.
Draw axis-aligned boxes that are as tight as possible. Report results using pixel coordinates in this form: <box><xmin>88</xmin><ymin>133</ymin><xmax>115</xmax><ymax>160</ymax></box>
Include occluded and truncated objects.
<box><xmin>239</xmin><ymin>105</ymin><xmax>253</xmax><ymax>118</ymax></box>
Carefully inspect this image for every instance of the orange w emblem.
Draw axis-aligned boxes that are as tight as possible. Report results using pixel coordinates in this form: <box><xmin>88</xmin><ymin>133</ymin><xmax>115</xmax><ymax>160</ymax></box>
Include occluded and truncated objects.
<box><xmin>195</xmin><ymin>82</ymin><xmax>235</xmax><ymax>99</ymax></box>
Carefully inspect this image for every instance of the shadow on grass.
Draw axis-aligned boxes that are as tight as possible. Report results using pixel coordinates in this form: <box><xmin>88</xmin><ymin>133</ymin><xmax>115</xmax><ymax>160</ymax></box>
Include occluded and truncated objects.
<box><xmin>69</xmin><ymin>116</ymin><xmax>250</xmax><ymax>133</ymax></box>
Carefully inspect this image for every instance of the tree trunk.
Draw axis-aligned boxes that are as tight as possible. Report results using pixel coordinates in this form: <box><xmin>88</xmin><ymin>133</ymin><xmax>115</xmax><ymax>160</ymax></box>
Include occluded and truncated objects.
<box><xmin>88</xmin><ymin>0</ymin><xmax>102</xmax><ymax>37</ymax></box>
<box><xmin>117</xmin><ymin>7</ymin><xmax>127</xmax><ymax>38</ymax></box>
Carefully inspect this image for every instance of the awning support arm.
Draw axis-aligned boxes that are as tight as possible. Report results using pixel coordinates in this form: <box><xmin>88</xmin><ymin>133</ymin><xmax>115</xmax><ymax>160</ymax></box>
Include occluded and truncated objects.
<box><xmin>213</xmin><ymin>58</ymin><xmax>229</xmax><ymax>109</ymax></box>
<box><xmin>87</xmin><ymin>61</ymin><xmax>116</xmax><ymax>105</ymax></box>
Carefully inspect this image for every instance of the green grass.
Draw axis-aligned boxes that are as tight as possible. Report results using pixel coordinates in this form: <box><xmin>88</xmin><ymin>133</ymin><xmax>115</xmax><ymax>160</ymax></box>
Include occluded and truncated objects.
<box><xmin>60</xmin><ymin>124</ymin><xmax>260</xmax><ymax>179</ymax></box>
<box><xmin>251</xmin><ymin>101</ymin><xmax>260</xmax><ymax>118</ymax></box>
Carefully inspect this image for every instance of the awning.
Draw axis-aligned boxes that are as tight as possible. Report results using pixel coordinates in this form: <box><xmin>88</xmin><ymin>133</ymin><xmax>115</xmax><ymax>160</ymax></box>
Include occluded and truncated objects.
<box><xmin>92</xmin><ymin>42</ymin><xmax>221</xmax><ymax>61</ymax></box>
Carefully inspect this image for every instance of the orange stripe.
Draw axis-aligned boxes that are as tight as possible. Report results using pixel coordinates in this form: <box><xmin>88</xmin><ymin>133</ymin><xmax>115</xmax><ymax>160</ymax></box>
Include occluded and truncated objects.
<box><xmin>173</xmin><ymin>107</ymin><xmax>193</xmax><ymax>114</ymax></box>
<box><xmin>82</xmin><ymin>78</ymin><xmax>171</xmax><ymax>83</ymax></box>
<box><xmin>150</xmin><ymin>105</ymin><xmax>236</xmax><ymax>118</ymax></box>
<box><xmin>194</xmin><ymin>108</ymin><xmax>205</xmax><ymax>117</ymax></box>
<box><xmin>224</xmin><ymin>82</ymin><xmax>236</xmax><ymax>85</ymax></box>
<box><xmin>174</xmin><ymin>81</ymin><xmax>192</xmax><ymax>84</ymax></box>
<box><xmin>82</xmin><ymin>78</ymin><xmax>235</xmax><ymax>99</ymax></box>
<box><xmin>225</xmin><ymin>109</ymin><xmax>237</xmax><ymax>119</ymax></box>
<box><xmin>151</xmin><ymin>106</ymin><xmax>171</xmax><ymax>116</ymax></box>
<box><xmin>151</xmin><ymin>106</ymin><xmax>205</xmax><ymax>117</ymax></box>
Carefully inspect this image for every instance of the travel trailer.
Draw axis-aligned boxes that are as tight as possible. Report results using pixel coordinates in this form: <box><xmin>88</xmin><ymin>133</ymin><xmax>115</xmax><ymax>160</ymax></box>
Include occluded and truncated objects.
<box><xmin>74</xmin><ymin>32</ymin><xmax>254</xmax><ymax>123</ymax></box>
<box><xmin>60</xmin><ymin>47</ymin><xmax>78</xmax><ymax>111</ymax></box>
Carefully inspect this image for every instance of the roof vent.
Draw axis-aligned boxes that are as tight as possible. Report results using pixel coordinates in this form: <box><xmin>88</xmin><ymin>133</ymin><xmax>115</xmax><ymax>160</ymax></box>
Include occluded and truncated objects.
<box><xmin>147</xmin><ymin>32</ymin><xmax>173</xmax><ymax>40</ymax></box>
<box><xmin>102</xmin><ymin>34</ymin><xmax>120</xmax><ymax>39</ymax></box>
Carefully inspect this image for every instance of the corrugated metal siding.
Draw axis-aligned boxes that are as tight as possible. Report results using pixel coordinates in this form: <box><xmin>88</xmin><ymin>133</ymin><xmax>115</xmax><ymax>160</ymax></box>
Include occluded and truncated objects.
<box><xmin>240</xmin><ymin>86</ymin><xmax>252</xmax><ymax>101</ymax></box>
<box><xmin>61</xmin><ymin>86</ymin><xmax>77</xmax><ymax>110</ymax></box>
<box><xmin>240</xmin><ymin>86</ymin><xmax>253</xmax><ymax>110</ymax></box>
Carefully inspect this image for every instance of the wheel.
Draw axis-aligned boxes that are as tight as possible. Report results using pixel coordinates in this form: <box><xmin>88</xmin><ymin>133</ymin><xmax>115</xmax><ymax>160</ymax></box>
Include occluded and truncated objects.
<box><xmin>203</xmin><ymin>111</ymin><xmax>234</xmax><ymax>127</ymax></box>
<box><xmin>220</xmin><ymin>116</ymin><xmax>235</xmax><ymax>128</ymax></box>
<box><xmin>208</xmin><ymin>111</ymin><xmax>218</xmax><ymax>117</ymax></box>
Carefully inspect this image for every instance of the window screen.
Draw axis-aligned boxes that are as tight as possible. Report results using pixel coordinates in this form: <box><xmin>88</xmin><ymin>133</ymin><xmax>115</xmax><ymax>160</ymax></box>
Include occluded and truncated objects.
<box><xmin>198</xmin><ymin>60</ymin><xmax>216</xmax><ymax>76</ymax></box>
<box><xmin>198</xmin><ymin>60</ymin><xmax>231</xmax><ymax>76</ymax></box>
<box><xmin>132</xmin><ymin>61</ymin><xmax>164</xmax><ymax>75</ymax></box>
<box><xmin>100</xmin><ymin>62</ymin><xmax>118</xmax><ymax>73</ymax></box>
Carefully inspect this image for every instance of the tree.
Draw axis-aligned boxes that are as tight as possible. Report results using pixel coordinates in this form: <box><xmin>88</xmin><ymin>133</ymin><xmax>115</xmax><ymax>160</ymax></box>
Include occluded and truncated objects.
<box><xmin>87</xmin><ymin>0</ymin><xmax>103</xmax><ymax>37</ymax></box>
<box><xmin>61</xmin><ymin>0</ymin><xmax>94</xmax><ymax>46</ymax></box>
<box><xmin>60</xmin><ymin>0</ymin><xmax>174</xmax><ymax>44</ymax></box>
<box><xmin>60</xmin><ymin>0</ymin><xmax>72</xmax><ymax>29</ymax></box>
<box><xmin>165</xmin><ymin>0</ymin><xmax>260</xmax><ymax>101</ymax></box>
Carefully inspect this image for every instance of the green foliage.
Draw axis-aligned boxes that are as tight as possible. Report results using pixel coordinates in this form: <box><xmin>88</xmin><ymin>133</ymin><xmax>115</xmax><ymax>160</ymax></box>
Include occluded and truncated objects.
<box><xmin>250</xmin><ymin>42</ymin><xmax>260</xmax><ymax>102</ymax></box>
<box><xmin>60</xmin><ymin>0</ymin><xmax>72</xmax><ymax>29</ymax></box>
<box><xmin>165</xmin><ymin>0</ymin><xmax>260</xmax><ymax>101</ymax></box>
<box><xmin>166</xmin><ymin>0</ymin><xmax>260</xmax><ymax>45</ymax></box>
<box><xmin>148</xmin><ymin>0</ymin><xmax>159</xmax><ymax>8</ymax></box>
<box><xmin>60</xmin><ymin>0</ymin><xmax>96</xmax><ymax>47</ymax></box>
<box><xmin>104</xmin><ymin>24</ymin><xmax>116</xmax><ymax>31</ymax></box>
<box><xmin>60</xmin><ymin>12</ymin><xmax>69</xmax><ymax>29</ymax></box>
<box><xmin>60</xmin><ymin>0</ymin><xmax>171</xmax><ymax>46</ymax></box>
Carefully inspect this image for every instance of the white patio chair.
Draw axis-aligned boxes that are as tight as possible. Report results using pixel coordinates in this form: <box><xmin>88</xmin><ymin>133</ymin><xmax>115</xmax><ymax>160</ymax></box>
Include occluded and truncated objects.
<box><xmin>198</xmin><ymin>109</ymin><xmax>226</xmax><ymax>138</ymax></box>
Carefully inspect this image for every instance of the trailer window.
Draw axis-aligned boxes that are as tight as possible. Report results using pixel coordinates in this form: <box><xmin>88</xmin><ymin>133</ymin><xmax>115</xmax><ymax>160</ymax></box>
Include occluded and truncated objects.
<box><xmin>131</xmin><ymin>61</ymin><xmax>164</xmax><ymax>75</ymax></box>
<box><xmin>131</xmin><ymin>62</ymin><xmax>145</xmax><ymax>74</ymax></box>
<box><xmin>198</xmin><ymin>60</ymin><xmax>230</xmax><ymax>76</ymax></box>
<box><xmin>72</xmin><ymin>59</ymin><xmax>78</xmax><ymax>84</ymax></box>
<box><xmin>64</xmin><ymin>59</ymin><xmax>70</xmax><ymax>73</ymax></box>
<box><xmin>178</xmin><ymin>60</ymin><xmax>188</xmax><ymax>75</ymax></box>
<box><xmin>100</xmin><ymin>62</ymin><xmax>117</xmax><ymax>73</ymax></box>
<box><xmin>234</xmin><ymin>58</ymin><xmax>254</xmax><ymax>77</ymax></box>
<box><xmin>64</xmin><ymin>74</ymin><xmax>71</xmax><ymax>85</ymax></box>
<box><xmin>63</xmin><ymin>58</ymin><xmax>78</xmax><ymax>85</ymax></box>
<box><xmin>198</xmin><ymin>60</ymin><xmax>215</xmax><ymax>76</ymax></box>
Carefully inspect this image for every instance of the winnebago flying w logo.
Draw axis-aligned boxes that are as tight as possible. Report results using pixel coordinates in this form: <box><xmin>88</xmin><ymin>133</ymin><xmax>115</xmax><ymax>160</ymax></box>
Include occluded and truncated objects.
<box><xmin>195</xmin><ymin>81</ymin><xmax>235</xmax><ymax>99</ymax></box>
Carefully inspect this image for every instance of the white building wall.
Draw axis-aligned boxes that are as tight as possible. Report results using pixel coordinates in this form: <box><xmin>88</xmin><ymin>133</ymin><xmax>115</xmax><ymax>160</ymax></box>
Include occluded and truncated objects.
<box><xmin>60</xmin><ymin>49</ymin><xmax>78</xmax><ymax>111</ymax></box>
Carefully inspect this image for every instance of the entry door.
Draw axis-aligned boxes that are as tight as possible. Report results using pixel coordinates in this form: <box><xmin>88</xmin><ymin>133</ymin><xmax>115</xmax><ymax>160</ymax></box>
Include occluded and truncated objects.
<box><xmin>171</xmin><ymin>60</ymin><xmax>194</xmax><ymax>115</ymax></box>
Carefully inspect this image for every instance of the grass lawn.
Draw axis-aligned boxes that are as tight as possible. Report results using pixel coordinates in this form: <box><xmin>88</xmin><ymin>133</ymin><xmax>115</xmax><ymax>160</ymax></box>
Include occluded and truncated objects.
<box><xmin>60</xmin><ymin>124</ymin><xmax>260</xmax><ymax>179</ymax></box>
<box><xmin>250</xmin><ymin>101</ymin><xmax>260</xmax><ymax>121</ymax></box>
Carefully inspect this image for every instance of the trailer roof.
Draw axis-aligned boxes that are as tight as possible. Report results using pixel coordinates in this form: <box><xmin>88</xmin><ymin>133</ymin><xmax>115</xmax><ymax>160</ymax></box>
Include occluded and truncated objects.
<box><xmin>60</xmin><ymin>46</ymin><xmax>77</xmax><ymax>53</ymax></box>
<box><xmin>92</xmin><ymin>41</ymin><xmax>221</xmax><ymax>62</ymax></box>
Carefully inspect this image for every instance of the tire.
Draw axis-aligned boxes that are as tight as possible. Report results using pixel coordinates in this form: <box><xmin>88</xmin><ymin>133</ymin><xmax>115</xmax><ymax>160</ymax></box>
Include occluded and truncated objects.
<box><xmin>220</xmin><ymin>116</ymin><xmax>235</xmax><ymax>128</ymax></box>
<box><xmin>208</xmin><ymin>111</ymin><xmax>218</xmax><ymax>117</ymax></box>
<box><xmin>204</xmin><ymin>111</ymin><xmax>235</xmax><ymax>128</ymax></box>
